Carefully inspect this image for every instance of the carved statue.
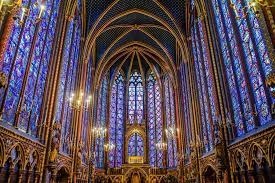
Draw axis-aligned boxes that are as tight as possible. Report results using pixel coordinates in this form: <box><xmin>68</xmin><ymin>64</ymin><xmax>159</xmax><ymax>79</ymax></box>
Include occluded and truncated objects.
<box><xmin>76</xmin><ymin>144</ymin><xmax>82</xmax><ymax>170</ymax></box>
<box><xmin>49</xmin><ymin>122</ymin><xmax>61</xmax><ymax>163</ymax></box>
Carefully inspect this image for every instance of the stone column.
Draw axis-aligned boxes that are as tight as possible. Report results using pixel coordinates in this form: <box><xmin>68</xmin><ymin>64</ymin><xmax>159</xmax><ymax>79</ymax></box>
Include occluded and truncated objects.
<box><xmin>0</xmin><ymin>2</ymin><xmax>21</xmax><ymax>69</ymax></box>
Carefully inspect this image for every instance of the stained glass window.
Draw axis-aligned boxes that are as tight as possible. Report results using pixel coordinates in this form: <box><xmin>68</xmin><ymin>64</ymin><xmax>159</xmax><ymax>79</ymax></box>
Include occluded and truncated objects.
<box><xmin>180</xmin><ymin>63</ymin><xmax>191</xmax><ymax>163</ymax></box>
<box><xmin>191</xmin><ymin>13</ymin><xmax>226</xmax><ymax>153</ymax></box>
<box><xmin>128</xmin><ymin>71</ymin><xmax>144</xmax><ymax>124</ymax></box>
<box><xmin>128</xmin><ymin>133</ymin><xmax>144</xmax><ymax>157</ymax></box>
<box><xmin>210</xmin><ymin>0</ymin><xmax>272</xmax><ymax>137</ymax></box>
<box><xmin>164</xmin><ymin>77</ymin><xmax>177</xmax><ymax>168</ymax></box>
<box><xmin>109</xmin><ymin>72</ymin><xmax>125</xmax><ymax>168</ymax></box>
<box><xmin>95</xmin><ymin>76</ymin><xmax>108</xmax><ymax>168</ymax></box>
<box><xmin>54</xmin><ymin>16</ymin><xmax>81</xmax><ymax>154</ymax></box>
<box><xmin>147</xmin><ymin>72</ymin><xmax>163</xmax><ymax>167</ymax></box>
<box><xmin>82</xmin><ymin>57</ymin><xmax>93</xmax><ymax>164</ymax></box>
<box><xmin>0</xmin><ymin>0</ymin><xmax>60</xmax><ymax>137</ymax></box>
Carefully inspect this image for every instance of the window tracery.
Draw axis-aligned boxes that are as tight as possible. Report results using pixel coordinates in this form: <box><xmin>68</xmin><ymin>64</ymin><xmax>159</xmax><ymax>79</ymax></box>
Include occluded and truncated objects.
<box><xmin>211</xmin><ymin>0</ymin><xmax>272</xmax><ymax>136</ymax></box>
<box><xmin>128</xmin><ymin>71</ymin><xmax>144</xmax><ymax>124</ymax></box>
<box><xmin>164</xmin><ymin>77</ymin><xmax>177</xmax><ymax>168</ymax></box>
<box><xmin>147</xmin><ymin>72</ymin><xmax>163</xmax><ymax>167</ymax></box>
<box><xmin>95</xmin><ymin>76</ymin><xmax>108</xmax><ymax>168</ymax></box>
<box><xmin>0</xmin><ymin>0</ymin><xmax>61</xmax><ymax>137</ymax></box>
<box><xmin>109</xmin><ymin>72</ymin><xmax>125</xmax><ymax>168</ymax></box>
<box><xmin>128</xmin><ymin>133</ymin><xmax>144</xmax><ymax>157</ymax></box>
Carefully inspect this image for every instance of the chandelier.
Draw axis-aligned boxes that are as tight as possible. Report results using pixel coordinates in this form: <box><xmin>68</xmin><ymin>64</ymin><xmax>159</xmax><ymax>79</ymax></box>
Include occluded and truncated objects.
<box><xmin>92</xmin><ymin>127</ymin><xmax>107</xmax><ymax>138</ymax></box>
<box><xmin>68</xmin><ymin>91</ymin><xmax>92</xmax><ymax>111</ymax></box>
<box><xmin>155</xmin><ymin>141</ymin><xmax>167</xmax><ymax>151</ymax></box>
<box><xmin>165</xmin><ymin>125</ymin><xmax>179</xmax><ymax>139</ymax></box>
<box><xmin>2</xmin><ymin>0</ymin><xmax>47</xmax><ymax>24</ymax></box>
<box><xmin>104</xmin><ymin>142</ymin><xmax>115</xmax><ymax>152</ymax></box>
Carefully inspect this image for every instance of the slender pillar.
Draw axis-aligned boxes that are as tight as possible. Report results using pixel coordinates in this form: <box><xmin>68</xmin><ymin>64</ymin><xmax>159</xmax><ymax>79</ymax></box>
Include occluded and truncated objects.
<box><xmin>0</xmin><ymin>3</ymin><xmax>21</xmax><ymax>68</ymax></box>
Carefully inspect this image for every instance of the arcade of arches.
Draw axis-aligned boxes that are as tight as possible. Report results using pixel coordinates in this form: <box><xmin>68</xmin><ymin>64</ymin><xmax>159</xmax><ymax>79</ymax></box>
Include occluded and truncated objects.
<box><xmin>0</xmin><ymin>0</ymin><xmax>274</xmax><ymax>182</ymax></box>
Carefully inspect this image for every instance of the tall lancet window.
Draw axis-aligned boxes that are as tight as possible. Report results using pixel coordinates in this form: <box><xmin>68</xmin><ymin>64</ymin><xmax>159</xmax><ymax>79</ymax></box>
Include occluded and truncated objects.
<box><xmin>147</xmin><ymin>72</ymin><xmax>163</xmax><ymax>167</ymax></box>
<box><xmin>191</xmin><ymin>17</ymin><xmax>218</xmax><ymax>153</ymax></box>
<box><xmin>0</xmin><ymin>0</ymin><xmax>60</xmax><ymax>137</ymax></box>
<box><xmin>128</xmin><ymin>71</ymin><xmax>144</xmax><ymax>124</ymax></box>
<box><xmin>82</xmin><ymin>57</ymin><xmax>93</xmax><ymax>164</ymax></box>
<box><xmin>211</xmin><ymin>0</ymin><xmax>272</xmax><ymax>137</ymax></box>
<box><xmin>55</xmin><ymin>15</ymin><xmax>81</xmax><ymax>154</ymax></box>
<box><xmin>109</xmin><ymin>72</ymin><xmax>125</xmax><ymax>168</ymax></box>
<box><xmin>95</xmin><ymin>76</ymin><xmax>108</xmax><ymax>168</ymax></box>
<box><xmin>164</xmin><ymin>77</ymin><xmax>177</xmax><ymax>168</ymax></box>
<box><xmin>128</xmin><ymin>133</ymin><xmax>144</xmax><ymax>156</ymax></box>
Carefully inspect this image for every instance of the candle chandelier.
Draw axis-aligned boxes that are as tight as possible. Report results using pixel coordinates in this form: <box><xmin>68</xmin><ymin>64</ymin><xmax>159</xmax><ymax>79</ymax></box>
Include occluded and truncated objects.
<box><xmin>165</xmin><ymin>125</ymin><xmax>179</xmax><ymax>139</ymax></box>
<box><xmin>104</xmin><ymin>142</ymin><xmax>115</xmax><ymax>152</ymax></box>
<box><xmin>230</xmin><ymin>0</ymin><xmax>275</xmax><ymax>19</ymax></box>
<box><xmin>68</xmin><ymin>91</ymin><xmax>92</xmax><ymax>111</ymax></box>
<box><xmin>92</xmin><ymin>127</ymin><xmax>107</xmax><ymax>138</ymax></box>
<box><xmin>155</xmin><ymin>141</ymin><xmax>167</xmax><ymax>151</ymax></box>
<box><xmin>3</xmin><ymin>0</ymin><xmax>47</xmax><ymax>24</ymax></box>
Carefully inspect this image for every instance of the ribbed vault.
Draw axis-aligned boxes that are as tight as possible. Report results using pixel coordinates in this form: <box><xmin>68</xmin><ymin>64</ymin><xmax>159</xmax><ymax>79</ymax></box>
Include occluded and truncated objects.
<box><xmin>84</xmin><ymin>0</ymin><xmax>188</xmax><ymax>89</ymax></box>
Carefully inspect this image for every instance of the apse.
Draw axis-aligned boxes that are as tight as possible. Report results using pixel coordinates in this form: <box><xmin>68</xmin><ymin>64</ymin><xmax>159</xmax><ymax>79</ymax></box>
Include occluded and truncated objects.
<box><xmin>92</xmin><ymin>50</ymin><xmax>178</xmax><ymax>170</ymax></box>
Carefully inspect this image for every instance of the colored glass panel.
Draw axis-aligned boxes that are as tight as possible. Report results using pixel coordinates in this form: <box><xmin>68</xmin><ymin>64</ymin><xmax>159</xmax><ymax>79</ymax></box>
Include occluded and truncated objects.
<box><xmin>147</xmin><ymin>72</ymin><xmax>163</xmax><ymax>167</ymax></box>
<box><xmin>128</xmin><ymin>133</ymin><xmax>144</xmax><ymax>156</ymax></box>
<box><xmin>164</xmin><ymin>77</ymin><xmax>177</xmax><ymax>168</ymax></box>
<box><xmin>128</xmin><ymin>71</ymin><xmax>143</xmax><ymax>124</ymax></box>
<box><xmin>0</xmin><ymin>0</ymin><xmax>60</xmax><ymax>137</ymax></box>
<box><xmin>109</xmin><ymin>73</ymin><xmax>124</xmax><ymax>168</ymax></box>
<box><xmin>95</xmin><ymin>76</ymin><xmax>108</xmax><ymax>168</ymax></box>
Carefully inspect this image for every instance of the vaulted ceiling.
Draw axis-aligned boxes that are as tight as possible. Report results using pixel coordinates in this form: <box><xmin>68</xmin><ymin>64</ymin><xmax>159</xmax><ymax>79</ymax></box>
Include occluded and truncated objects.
<box><xmin>84</xmin><ymin>0</ymin><xmax>187</xmax><ymax>81</ymax></box>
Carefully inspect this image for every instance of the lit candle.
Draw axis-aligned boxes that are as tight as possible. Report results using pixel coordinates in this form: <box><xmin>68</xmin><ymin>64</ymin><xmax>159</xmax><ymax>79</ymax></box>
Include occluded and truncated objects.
<box><xmin>38</xmin><ymin>4</ymin><xmax>45</xmax><ymax>19</ymax></box>
<box><xmin>250</xmin><ymin>1</ymin><xmax>257</xmax><ymax>13</ymax></box>
<box><xmin>20</xmin><ymin>7</ymin><xmax>26</xmax><ymax>22</ymax></box>
<box><xmin>234</xmin><ymin>8</ymin><xmax>239</xmax><ymax>18</ymax></box>
<box><xmin>35</xmin><ymin>116</ymin><xmax>38</xmax><ymax>125</ymax></box>
<box><xmin>0</xmin><ymin>0</ymin><xmax>4</xmax><ymax>11</ymax></box>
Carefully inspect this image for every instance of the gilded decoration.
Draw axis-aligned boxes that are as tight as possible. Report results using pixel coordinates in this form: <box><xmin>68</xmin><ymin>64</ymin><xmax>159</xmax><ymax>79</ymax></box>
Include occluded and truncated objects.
<box><xmin>0</xmin><ymin>0</ymin><xmax>274</xmax><ymax>182</ymax></box>
<box><xmin>0</xmin><ymin>125</ymin><xmax>44</xmax><ymax>173</ymax></box>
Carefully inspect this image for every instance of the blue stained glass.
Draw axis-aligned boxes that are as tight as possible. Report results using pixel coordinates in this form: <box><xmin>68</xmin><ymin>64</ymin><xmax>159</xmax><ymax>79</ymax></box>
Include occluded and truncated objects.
<box><xmin>0</xmin><ymin>0</ymin><xmax>60</xmax><ymax>137</ymax></box>
<box><xmin>211</xmin><ymin>0</ymin><xmax>245</xmax><ymax>136</ymax></box>
<box><xmin>109</xmin><ymin>72</ymin><xmax>124</xmax><ymax>168</ymax></box>
<box><xmin>180</xmin><ymin>64</ymin><xmax>191</xmax><ymax>162</ymax></box>
<box><xmin>164</xmin><ymin>77</ymin><xmax>177</xmax><ymax>168</ymax></box>
<box><xmin>55</xmin><ymin>21</ymin><xmax>74</xmax><ymax>123</ymax></box>
<box><xmin>64</xmin><ymin>20</ymin><xmax>81</xmax><ymax>154</ymax></box>
<box><xmin>192</xmin><ymin>22</ymin><xmax>213</xmax><ymax>152</ymax></box>
<box><xmin>217</xmin><ymin>0</ymin><xmax>254</xmax><ymax>135</ymax></box>
<box><xmin>231</xmin><ymin>0</ymin><xmax>271</xmax><ymax>128</ymax></box>
<box><xmin>128</xmin><ymin>133</ymin><xmax>144</xmax><ymax>157</ymax></box>
<box><xmin>245</xmin><ymin>1</ymin><xmax>272</xmax><ymax>125</ymax></box>
<box><xmin>128</xmin><ymin>71</ymin><xmax>143</xmax><ymax>124</ymax></box>
<box><xmin>208</xmin><ymin>0</ymin><xmax>272</xmax><ymax>138</ymax></box>
<box><xmin>2</xmin><ymin>0</ymin><xmax>39</xmax><ymax>127</ymax></box>
<box><xmin>192</xmin><ymin>28</ymin><xmax>209</xmax><ymax>152</ymax></box>
<box><xmin>198</xmin><ymin>20</ymin><xmax>217</xmax><ymax>127</ymax></box>
<box><xmin>95</xmin><ymin>76</ymin><xmax>108</xmax><ymax>168</ymax></box>
<box><xmin>17</xmin><ymin>0</ymin><xmax>60</xmax><ymax>136</ymax></box>
<box><xmin>147</xmin><ymin>73</ymin><xmax>163</xmax><ymax>167</ymax></box>
<box><xmin>82</xmin><ymin>57</ymin><xmax>93</xmax><ymax>164</ymax></box>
